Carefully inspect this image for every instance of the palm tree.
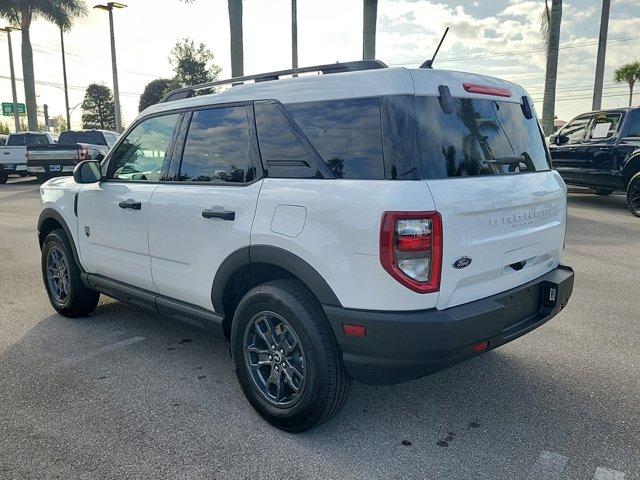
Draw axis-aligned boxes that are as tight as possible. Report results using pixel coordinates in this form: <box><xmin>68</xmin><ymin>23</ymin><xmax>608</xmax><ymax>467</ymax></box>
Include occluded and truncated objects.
<box><xmin>228</xmin><ymin>0</ymin><xmax>243</xmax><ymax>77</ymax></box>
<box><xmin>613</xmin><ymin>62</ymin><xmax>640</xmax><ymax>107</ymax></box>
<box><xmin>541</xmin><ymin>0</ymin><xmax>562</xmax><ymax>135</ymax></box>
<box><xmin>363</xmin><ymin>0</ymin><xmax>377</xmax><ymax>59</ymax></box>
<box><xmin>0</xmin><ymin>0</ymin><xmax>86</xmax><ymax>131</ymax></box>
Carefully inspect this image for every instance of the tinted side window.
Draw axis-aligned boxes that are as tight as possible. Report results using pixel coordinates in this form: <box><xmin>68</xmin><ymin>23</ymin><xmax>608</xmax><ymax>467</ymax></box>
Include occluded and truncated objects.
<box><xmin>106</xmin><ymin>114</ymin><xmax>179</xmax><ymax>181</ymax></box>
<box><xmin>178</xmin><ymin>106</ymin><xmax>251</xmax><ymax>183</ymax></box>
<box><xmin>286</xmin><ymin>98</ymin><xmax>384</xmax><ymax>179</ymax></box>
<box><xmin>625</xmin><ymin>110</ymin><xmax>640</xmax><ymax>138</ymax></box>
<box><xmin>559</xmin><ymin>116</ymin><xmax>592</xmax><ymax>144</ymax></box>
<box><xmin>586</xmin><ymin>111</ymin><xmax>623</xmax><ymax>140</ymax></box>
<box><xmin>255</xmin><ymin>101</ymin><xmax>321</xmax><ymax>178</ymax></box>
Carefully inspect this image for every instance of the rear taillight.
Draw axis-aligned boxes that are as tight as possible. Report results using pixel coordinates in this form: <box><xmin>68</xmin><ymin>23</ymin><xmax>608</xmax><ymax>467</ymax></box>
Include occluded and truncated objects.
<box><xmin>380</xmin><ymin>211</ymin><xmax>442</xmax><ymax>293</ymax></box>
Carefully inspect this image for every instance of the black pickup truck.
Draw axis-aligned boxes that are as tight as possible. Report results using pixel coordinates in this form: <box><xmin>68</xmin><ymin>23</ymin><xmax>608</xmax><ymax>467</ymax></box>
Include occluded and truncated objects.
<box><xmin>549</xmin><ymin>108</ymin><xmax>640</xmax><ymax>217</ymax></box>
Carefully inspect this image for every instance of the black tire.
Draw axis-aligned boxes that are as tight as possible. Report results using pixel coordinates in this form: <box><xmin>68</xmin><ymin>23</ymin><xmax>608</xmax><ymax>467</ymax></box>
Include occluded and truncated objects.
<box><xmin>626</xmin><ymin>172</ymin><xmax>640</xmax><ymax>217</ymax></box>
<box><xmin>0</xmin><ymin>173</ymin><xmax>7</xmax><ymax>184</ymax></box>
<box><xmin>591</xmin><ymin>187</ymin><xmax>614</xmax><ymax>196</ymax></box>
<box><xmin>36</xmin><ymin>173</ymin><xmax>51</xmax><ymax>183</ymax></box>
<box><xmin>41</xmin><ymin>229</ymin><xmax>100</xmax><ymax>317</ymax></box>
<box><xmin>230</xmin><ymin>279</ymin><xmax>351</xmax><ymax>432</ymax></box>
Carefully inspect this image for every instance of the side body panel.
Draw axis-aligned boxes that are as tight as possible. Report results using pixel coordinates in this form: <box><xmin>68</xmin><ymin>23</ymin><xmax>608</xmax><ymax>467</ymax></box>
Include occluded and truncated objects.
<box><xmin>252</xmin><ymin>179</ymin><xmax>439</xmax><ymax>311</ymax></box>
<box><xmin>148</xmin><ymin>182</ymin><xmax>262</xmax><ymax>310</ymax></box>
<box><xmin>77</xmin><ymin>182</ymin><xmax>159</xmax><ymax>292</ymax></box>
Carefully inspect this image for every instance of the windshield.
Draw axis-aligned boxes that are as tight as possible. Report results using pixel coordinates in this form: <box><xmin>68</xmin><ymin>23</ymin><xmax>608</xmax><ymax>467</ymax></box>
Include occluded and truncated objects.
<box><xmin>7</xmin><ymin>133</ymin><xmax>49</xmax><ymax>146</ymax></box>
<box><xmin>416</xmin><ymin>96</ymin><xmax>550</xmax><ymax>178</ymax></box>
<box><xmin>59</xmin><ymin>131</ymin><xmax>106</xmax><ymax>145</ymax></box>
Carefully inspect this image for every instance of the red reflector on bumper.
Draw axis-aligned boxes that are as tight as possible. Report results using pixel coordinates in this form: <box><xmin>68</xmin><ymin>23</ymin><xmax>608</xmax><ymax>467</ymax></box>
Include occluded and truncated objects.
<box><xmin>342</xmin><ymin>324</ymin><xmax>366</xmax><ymax>337</ymax></box>
<box><xmin>472</xmin><ymin>341</ymin><xmax>489</xmax><ymax>353</ymax></box>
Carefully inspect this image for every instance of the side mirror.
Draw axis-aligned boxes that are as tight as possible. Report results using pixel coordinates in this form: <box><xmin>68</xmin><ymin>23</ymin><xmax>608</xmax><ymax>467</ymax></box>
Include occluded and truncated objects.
<box><xmin>555</xmin><ymin>135</ymin><xmax>569</xmax><ymax>145</ymax></box>
<box><xmin>73</xmin><ymin>160</ymin><xmax>102</xmax><ymax>184</ymax></box>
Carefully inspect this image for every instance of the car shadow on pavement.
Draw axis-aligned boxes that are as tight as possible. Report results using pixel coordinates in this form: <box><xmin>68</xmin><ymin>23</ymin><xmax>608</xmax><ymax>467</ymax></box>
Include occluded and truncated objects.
<box><xmin>2</xmin><ymin>297</ymin><xmax>634</xmax><ymax>479</ymax></box>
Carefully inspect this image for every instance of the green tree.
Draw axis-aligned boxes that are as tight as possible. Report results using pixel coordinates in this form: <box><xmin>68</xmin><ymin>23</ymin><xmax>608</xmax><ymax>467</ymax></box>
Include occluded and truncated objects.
<box><xmin>170</xmin><ymin>38</ymin><xmax>222</xmax><ymax>87</ymax></box>
<box><xmin>0</xmin><ymin>0</ymin><xmax>86</xmax><ymax>131</ymax></box>
<box><xmin>81</xmin><ymin>83</ymin><xmax>116</xmax><ymax>130</ymax></box>
<box><xmin>613</xmin><ymin>62</ymin><xmax>640</xmax><ymax>107</ymax></box>
<box><xmin>0</xmin><ymin>122</ymin><xmax>10</xmax><ymax>134</ymax></box>
<box><xmin>138</xmin><ymin>78</ymin><xmax>181</xmax><ymax>112</ymax></box>
<box><xmin>541</xmin><ymin>0</ymin><xmax>562</xmax><ymax>135</ymax></box>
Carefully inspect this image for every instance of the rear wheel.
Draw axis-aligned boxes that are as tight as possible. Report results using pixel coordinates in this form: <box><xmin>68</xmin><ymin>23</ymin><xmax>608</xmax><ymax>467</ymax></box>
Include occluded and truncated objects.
<box><xmin>41</xmin><ymin>229</ymin><xmax>100</xmax><ymax>317</ymax></box>
<box><xmin>230</xmin><ymin>279</ymin><xmax>351</xmax><ymax>432</ymax></box>
<box><xmin>591</xmin><ymin>187</ymin><xmax>614</xmax><ymax>196</ymax></box>
<box><xmin>626</xmin><ymin>172</ymin><xmax>640</xmax><ymax>217</ymax></box>
<box><xmin>0</xmin><ymin>173</ymin><xmax>7</xmax><ymax>184</ymax></box>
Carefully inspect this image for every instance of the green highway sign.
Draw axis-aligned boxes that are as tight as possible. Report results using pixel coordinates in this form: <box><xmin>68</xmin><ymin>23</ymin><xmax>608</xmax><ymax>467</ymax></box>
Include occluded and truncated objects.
<box><xmin>2</xmin><ymin>102</ymin><xmax>26</xmax><ymax>117</ymax></box>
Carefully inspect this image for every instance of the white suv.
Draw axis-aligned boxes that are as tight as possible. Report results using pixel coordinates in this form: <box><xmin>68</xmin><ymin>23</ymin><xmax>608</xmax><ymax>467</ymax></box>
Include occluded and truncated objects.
<box><xmin>38</xmin><ymin>60</ymin><xmax>574</xmax><ymax>432</ymax></box>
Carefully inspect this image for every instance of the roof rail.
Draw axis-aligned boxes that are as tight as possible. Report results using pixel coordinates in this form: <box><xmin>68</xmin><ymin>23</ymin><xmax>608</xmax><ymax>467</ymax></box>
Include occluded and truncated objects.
<box><xmin>160</xmin><ymin>59</ymin><xmax>388</xmax><ymax>103</ymax></box>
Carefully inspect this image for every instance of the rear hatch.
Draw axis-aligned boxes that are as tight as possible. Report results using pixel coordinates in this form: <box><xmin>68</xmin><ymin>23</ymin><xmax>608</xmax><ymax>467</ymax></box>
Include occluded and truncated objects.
<box><xmin>410</xmin><ymin>73</ymin><xmax>566</xmax><ymax>310</ymax></box>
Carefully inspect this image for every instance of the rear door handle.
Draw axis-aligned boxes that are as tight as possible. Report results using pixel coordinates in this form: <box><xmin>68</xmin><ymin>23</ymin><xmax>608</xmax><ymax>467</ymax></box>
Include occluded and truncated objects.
<box><xmin>118</xmin><ymin>199</ymin><xmax>141</xmax><ymax>210</ymax></box>
<box><xmin>202</xmin><ymin>209</ymin><xmax>235</xmax><ymax>221</ymax></box>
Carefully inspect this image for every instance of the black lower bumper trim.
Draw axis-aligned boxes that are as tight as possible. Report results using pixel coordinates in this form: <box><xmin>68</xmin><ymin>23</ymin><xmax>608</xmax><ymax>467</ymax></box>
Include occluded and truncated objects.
<box><xmin>324</xmin><ymin>265</ymin><xmax>574</xmax><ymax>385</ymax></box>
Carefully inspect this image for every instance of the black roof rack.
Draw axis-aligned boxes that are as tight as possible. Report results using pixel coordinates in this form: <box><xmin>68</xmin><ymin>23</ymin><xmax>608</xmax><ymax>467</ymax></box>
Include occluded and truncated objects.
<box><xmin>160</xmin><ymin>59</ymin><xmax>388</xmax><ymax>103</ymax></box>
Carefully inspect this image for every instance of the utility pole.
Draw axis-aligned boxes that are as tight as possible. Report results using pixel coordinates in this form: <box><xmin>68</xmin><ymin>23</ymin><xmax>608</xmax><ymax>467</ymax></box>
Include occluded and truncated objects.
<box><xmin>59</xmin><ymin>25</ymin><xmax>71</xmax><ymax>131</ymax></box>
<box><xmin>94</xmin><ymin>3</ymin><xmax>127</xmax><ymax>133</ymax></box>
<box><xmin>291</xmin><ymin>0</ymin><xmax>298</xmax><ymax>70</ymax></box>
<box><xmin>43</xmin><ymin>104</ymin><xmax>50</xmax><ymax>131</ymax></box>
<box><xmin>1</xmin><ymin>26</ymin><xmax>21</xmax><ymax>133</ymax></box>
<box><xmin>592</xmin><ymin>0</ymin><xmax>610</xmax><ymax>111</ymax></box>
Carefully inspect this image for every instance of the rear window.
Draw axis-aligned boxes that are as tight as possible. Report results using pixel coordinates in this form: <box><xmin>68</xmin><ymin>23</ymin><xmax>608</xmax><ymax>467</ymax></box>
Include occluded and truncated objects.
<box><xmin>415</xmin><ymin>96</ymin><xmax>550</xmax><ymax>179</ymax></box>
<box><xmin>58</xmin><ymin>131</ymin><xmax>106</xmax><ymax>145</ymax></box>
<box><xmin>7</xmin><ymin>133</ymin><xmax>49</xmax><ymax>146</ymax></box>
<box><xmin>286</xmin><ymin>98</ymin><xmax>384</xmax><ymax>179</ymax></box>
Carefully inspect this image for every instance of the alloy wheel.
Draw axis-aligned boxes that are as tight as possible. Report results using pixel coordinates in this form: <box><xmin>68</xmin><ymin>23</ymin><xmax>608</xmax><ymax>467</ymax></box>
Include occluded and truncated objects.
<box><xmin>243</xmin><ymin>311</ymin><xmax>306</xmax><ymax>407</ymax></box>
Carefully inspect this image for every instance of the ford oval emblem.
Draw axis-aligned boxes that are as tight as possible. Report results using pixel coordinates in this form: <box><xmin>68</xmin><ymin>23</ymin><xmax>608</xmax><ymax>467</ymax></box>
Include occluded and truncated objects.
<box><xmin>452</xmin><ymin>256</ymin><xmax>472</xmax><ymax>269</ymax></box>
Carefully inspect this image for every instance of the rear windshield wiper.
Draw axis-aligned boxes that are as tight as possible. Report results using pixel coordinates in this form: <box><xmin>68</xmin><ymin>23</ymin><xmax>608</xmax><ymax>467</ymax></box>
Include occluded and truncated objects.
<box><xmin>487</xmin><ymin>155</ymin><xmax>526</xmax><ymax>164</ymax></box>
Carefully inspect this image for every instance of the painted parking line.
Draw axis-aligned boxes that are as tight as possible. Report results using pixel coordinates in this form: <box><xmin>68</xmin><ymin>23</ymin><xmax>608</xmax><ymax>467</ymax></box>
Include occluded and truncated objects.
<box><xmin>592</xmin><ymin>467</ymin><xmax>626</xmax><ymax>480</ymax></box>
<box><xmin>525</xmin><ymin>451</ymin><xmax>568</xmax><ymax>480</ymax></box>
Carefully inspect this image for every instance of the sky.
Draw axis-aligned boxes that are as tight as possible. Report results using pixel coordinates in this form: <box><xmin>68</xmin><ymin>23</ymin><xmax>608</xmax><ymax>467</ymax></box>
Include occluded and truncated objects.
<box><xmin>1</xmin><ymin>0</ymin><xmax>639</xmax><ymax>131</ymax></box>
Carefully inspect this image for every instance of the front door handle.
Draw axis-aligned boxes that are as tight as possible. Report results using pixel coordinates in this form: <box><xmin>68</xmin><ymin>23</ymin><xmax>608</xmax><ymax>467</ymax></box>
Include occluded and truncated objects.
<box><xmin>118</xmin><ymin>199</ymin><xmax>141</xmax><ymax>210</ymax></box>
<box><xmin>202</xmin><ymin>209</ymin><xmax>235</xmax><ymax>221</ymax></box>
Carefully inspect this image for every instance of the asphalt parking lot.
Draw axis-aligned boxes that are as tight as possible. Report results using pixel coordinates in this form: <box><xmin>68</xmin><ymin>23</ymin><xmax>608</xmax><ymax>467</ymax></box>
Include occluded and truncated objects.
<box><xmin>0</xmin><ymin>176</ymin><xmax>638</xmax><ymax>480</ymax></box>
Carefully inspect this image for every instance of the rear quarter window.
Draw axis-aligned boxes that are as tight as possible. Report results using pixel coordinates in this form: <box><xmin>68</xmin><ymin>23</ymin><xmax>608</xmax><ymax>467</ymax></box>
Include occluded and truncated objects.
<box><xmin>286</xmin><ymin>97</ymin><xmax>385</xmax><ymax>179</ymax></box>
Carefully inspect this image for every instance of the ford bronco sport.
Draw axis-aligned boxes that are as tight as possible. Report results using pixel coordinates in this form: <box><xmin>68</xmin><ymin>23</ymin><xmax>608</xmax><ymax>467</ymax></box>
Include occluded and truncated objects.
<box><xmin>38</xmin><ymin>60</ymin><xmax>574</xmax><ymax>432</ymax></box>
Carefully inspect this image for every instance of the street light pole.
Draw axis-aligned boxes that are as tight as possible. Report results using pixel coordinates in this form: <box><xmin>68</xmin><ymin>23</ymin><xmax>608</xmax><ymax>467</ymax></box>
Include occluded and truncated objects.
<box><xmin>1</xmin><ymin>26</ymin><xmax>21</xmax><ymax>133</ymax></box>
<box><xmin>291</xmin><ymin>0</ymin><xmax>298</xmax><ymax>70</ymax></box>
<box><xmin>94</xmin><ymin>2</ymin><xmax>126</xmax><ymax>133</ymax></box>
<box><xmin>59</xmin><ymin>25</ymin><xmax>71</xmax><ymax>131</ymax></box>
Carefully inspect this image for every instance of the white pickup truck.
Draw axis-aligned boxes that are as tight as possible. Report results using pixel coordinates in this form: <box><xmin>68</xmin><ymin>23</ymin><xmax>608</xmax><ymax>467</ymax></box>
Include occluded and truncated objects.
<box><xmin>0</xmin><ymin>132</ymin><xmax>58</xmax><ymax>183</ymax></box>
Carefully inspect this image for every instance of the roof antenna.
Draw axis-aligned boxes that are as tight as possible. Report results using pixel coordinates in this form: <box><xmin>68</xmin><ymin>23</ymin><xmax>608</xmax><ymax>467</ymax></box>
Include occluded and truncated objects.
<box><xmin>420</xmin><ymin>27</ymin><xmax>449</xmax><ymax>69</ymax></box>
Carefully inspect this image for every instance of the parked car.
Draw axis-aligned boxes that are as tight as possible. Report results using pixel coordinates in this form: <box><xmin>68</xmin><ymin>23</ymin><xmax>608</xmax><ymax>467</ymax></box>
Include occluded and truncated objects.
<box><xmin>549</xmin><ymin>108</ymin><xmax>640</xmax><ymax>216</ymax></box>
<box><xmin>37</xmin><ymin>60</ymin><xmax>574</xmax><ymax>432</ymax></box>
<box><xmin>0</xmin><ymin>131</ymin><xmax>58</xmax><ymax>183</ymax></box>
<box><xmin>27</xmin><ymin>129</ymin><xmax>119</xmax><ymax>181</ymax></box>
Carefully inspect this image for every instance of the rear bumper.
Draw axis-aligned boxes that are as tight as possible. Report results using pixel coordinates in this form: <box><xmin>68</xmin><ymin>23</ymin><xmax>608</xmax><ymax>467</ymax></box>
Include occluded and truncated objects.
<box><xmin>324</xmin><ymin>265</ymin><xmax>574</xmax><ymax>385</ymax></box>
<box><xmin>27</xmin><ymin>160</ymin><xmax>76</xmax><ymax>174</ymax></box>
<box><xmin>0</xmin><ymin>163</ymin><xmax>27</xmax><ymax>172</ymax></box>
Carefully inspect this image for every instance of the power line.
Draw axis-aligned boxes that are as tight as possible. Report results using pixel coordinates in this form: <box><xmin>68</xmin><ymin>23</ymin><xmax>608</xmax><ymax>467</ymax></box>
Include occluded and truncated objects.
<box><xmin>388</xmin><ymin>34</ymin><xmax>640</xmax><ymax>66</ymax></box>
<box><xmin>0</xmin><ymin>74</ymin><xmax>141</xmax><ymax>97</ymax></box>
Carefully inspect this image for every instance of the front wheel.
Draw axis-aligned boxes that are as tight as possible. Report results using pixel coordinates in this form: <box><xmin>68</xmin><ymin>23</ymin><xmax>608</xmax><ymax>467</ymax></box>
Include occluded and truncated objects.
<box><xmin>41</xmin><ymin>229</ymin><xmax>100</xmax><ymax>317</ymax></box>
<box><xmin>591</xmin><ymin>187</ymin><xmax>614</xmax><ymax>196</ymax></box>
<box><xmin>230</xmin><ymin>279</ymin><xmax>351</xmax><ymax>432</ymax></box>
<box><xmin>626</xmin><ymin>172</ymin><xmax>640</xmax><ymax>217</ymax></box>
